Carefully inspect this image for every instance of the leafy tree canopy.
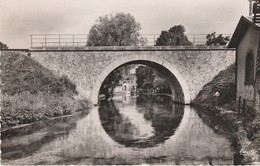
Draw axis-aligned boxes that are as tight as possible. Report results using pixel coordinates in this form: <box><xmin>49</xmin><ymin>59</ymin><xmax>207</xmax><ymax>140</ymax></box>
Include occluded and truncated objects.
<box><xmin>136</xmin><ymin>65</ymin><xmax>154</xmax><ymax>89</ymax></box>
<box><xmin>0</xmin><ymin>41</ymin><xmax>8</xmax><ymax>49</ymax></box>
<box><xmin>87</xmin><ymin>12</ymin><xmax>147</xmax><ymax>46</ymax></box>
<box><xmin>155</xmin><ymin>25</ymin><xmax>192</xmax><ymax>46</ymax></box>
<box><xmin>136</xmin><ymin>65</ymin><xmax>171</xmax><ymax>94</ymax></box>
<box><xmin>89</xmin><ymin>13</ymin><xmax>147</xmax><ymax>98</ymax></box>
<box><xmin>206</xmin><ymin>32</ymin><xmax>230</xmax><ymax>46</ymax></box>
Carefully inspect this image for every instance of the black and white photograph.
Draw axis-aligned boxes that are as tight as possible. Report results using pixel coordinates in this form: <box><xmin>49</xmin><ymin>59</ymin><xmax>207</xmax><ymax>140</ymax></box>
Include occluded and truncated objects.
<box><xmin>0</xmin><ymin>0</ymin><xmax>260</xmax><ymax>165</ymax></box>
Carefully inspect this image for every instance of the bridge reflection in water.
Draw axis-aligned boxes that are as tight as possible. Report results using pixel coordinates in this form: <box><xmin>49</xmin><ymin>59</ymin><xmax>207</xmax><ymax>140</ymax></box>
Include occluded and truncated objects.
<box><xmin>1</xmin><ymin>95</ymin><xmax>233</xmax><ymax>165</ymax></box>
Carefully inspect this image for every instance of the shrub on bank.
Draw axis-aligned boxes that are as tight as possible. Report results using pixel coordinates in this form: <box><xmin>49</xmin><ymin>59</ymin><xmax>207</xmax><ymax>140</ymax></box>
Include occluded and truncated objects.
<box><xmin>193</xmin><ymin>63</ymin><xmax>236</xmax><ymax>108</ymax></box>
<box><xmin>59</xmin><ymin>74</ymin><xmax>78</xmax><ymax>95</ymax></box>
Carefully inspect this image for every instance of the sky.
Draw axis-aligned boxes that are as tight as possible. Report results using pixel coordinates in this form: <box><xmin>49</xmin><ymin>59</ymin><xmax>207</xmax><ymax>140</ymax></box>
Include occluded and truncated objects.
<box><xmin>0</xmin><ymin>0</ymin><xmax>248</xmax><ymax>48</ymax></box>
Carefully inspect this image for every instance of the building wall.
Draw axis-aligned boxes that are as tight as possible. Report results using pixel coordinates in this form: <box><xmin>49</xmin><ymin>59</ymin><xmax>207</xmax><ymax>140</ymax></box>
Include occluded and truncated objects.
<box><xmin>122</xmin><ymin>74</ymin><xmax>136</xmax><ymax>92</ymax></box>
<box><xmin>237</xmin><ymin>26</ymin><xmax>259</xmax><ymax>104</ymax></box>
<box><xmin>122</xmin><ymin>83</ymin><xmax>134</xmax><ymax>91</ymax></box>
<box><xmin>255</xmin><ymin>34</ymin><xmax>260</xmax><ymax>113</ymax></box>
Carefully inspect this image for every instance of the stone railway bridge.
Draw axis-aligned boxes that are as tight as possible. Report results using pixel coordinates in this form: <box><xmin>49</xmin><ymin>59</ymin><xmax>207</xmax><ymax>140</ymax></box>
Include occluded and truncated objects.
<box><xmin>12</xmin><ymin>46</ymin><xmax>235</xmax><ymax>105</ymax></box>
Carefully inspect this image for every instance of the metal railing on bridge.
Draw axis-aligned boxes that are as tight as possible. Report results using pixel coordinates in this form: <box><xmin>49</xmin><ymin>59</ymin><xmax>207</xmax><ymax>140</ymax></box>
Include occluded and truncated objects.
<box><xmin>29</xmin><ymin>34</ymin><xmax>232</xmax><ymax>49</ymax></box>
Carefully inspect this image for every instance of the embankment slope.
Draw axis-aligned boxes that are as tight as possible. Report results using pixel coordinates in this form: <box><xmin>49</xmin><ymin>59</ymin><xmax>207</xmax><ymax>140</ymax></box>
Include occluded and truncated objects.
<box><xmin>1</xmin><ymin>51</ymin><xmax>89</xmax><ymax>129</ymax></box>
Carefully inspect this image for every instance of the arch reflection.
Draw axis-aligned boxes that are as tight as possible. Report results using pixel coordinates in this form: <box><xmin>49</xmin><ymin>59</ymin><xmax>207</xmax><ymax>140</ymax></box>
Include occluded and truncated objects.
<box><xmin>98</xmin><ymin>95</ymin><xmax>184</xmax><ymax>148</ymax></box>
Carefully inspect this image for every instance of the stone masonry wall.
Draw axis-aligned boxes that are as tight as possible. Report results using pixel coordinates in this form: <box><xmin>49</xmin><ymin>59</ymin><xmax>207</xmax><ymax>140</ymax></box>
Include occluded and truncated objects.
<box><xmin>29</xmin><ymin>47</ymin><xmax>235</xmax><ymax>104</ymax></box>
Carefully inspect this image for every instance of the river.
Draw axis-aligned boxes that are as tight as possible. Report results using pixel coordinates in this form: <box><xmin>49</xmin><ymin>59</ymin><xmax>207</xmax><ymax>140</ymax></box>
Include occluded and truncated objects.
<box><xmin>1</xmin><ymin>95</ymin><xmax>234</xmax><ymax>165</ymax></box>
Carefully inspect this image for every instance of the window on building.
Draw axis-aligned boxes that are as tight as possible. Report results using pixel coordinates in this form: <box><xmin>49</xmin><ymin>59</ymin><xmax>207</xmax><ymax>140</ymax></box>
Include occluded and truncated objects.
<box><xmin>245</xmin><ymin>51</ymin><xmax>255</xmax><ymax>85</ymax></box>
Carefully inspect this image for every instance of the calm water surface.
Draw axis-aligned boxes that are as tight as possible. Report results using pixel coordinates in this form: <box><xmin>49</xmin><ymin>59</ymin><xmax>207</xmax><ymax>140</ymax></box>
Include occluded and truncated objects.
<box><xmin>1</xmin><ymin>95</ymin><xmax>234</xmax><ymax>165</ymax></box>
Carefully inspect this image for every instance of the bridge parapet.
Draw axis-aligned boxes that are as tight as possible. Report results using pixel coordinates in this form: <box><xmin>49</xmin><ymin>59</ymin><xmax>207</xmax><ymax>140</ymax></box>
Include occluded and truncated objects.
<box><xmin>29</xmin><ymin>34</ymin><xmax>232</xmax><ymax>48</ymax></box>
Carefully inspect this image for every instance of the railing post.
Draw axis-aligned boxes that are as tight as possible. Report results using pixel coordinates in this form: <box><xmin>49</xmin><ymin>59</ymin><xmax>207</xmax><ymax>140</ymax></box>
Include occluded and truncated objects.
<box><xmin>153</xmin><ymin>35</ymin><xmax>155</xmax><ymax>45</ymax></box>
<box><xmin>30</xmin><ymin>35</ymin><xmax>32</xmax><ymax>48</ymax></box>
<box><xmin>73</xmin><ymin>34</ymin><xmax>74</xmax><ymax>47</ymax></box>
<box><xmin>59</xmin><ymin>34</ymin><xmax>61</xmax><ymax>47</ymax></box>
<box><xmin>193</xmin><ymin>34</ymin><xmax>196</xmax><ymax>45</ymax></box>
<box><xmin>86</xmin><ymin>34</ymin><xmax>88</xmax><ymax>46</ymax></box>
<box><xmin>44</xmin><ymin>34</ymin><xmax>47</xmax><ymax>48</ymax></box>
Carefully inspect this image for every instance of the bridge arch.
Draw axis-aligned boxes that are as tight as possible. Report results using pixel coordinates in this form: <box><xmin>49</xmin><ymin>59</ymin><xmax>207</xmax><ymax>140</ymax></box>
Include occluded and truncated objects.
<box><xmin>91</xmin><ymin>54</ymin><xmax>191</xmax><ymax>105</ymax></box>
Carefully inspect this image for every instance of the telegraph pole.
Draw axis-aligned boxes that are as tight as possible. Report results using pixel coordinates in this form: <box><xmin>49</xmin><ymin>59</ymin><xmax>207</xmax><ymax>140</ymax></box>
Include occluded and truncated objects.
<box><xmin>253</xmin><ymin>0</ymin><xmax>260</xmax><ymax>23</ymax></box>
<box><xmin>249</xmin><ymin>0</ymin><xmax>253</xmax><ymax>16</ymax></box>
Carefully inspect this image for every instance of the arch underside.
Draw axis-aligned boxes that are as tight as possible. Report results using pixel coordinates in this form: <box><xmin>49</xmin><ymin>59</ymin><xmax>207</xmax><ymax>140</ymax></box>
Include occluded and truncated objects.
<box><xmin>91</xmin><ymin>55</ymin><xmax>191</xmax><ymax>105</ymax></box>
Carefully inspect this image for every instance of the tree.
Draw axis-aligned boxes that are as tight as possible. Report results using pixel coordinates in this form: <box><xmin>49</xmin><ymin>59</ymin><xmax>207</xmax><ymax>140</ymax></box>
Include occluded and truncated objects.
<box><xmin>155</xmin><ymin>25</ymin><xmax>192</xmax><ymax>46</ymax></box>
<box><xmin>87</xmin><ymin>12</ymin><xmax>147</xmax><ymax>46</ymax></box>
<box><xmin>206</xmin><ymin>32</ymin><xmax>230</xmax><ymax>46</ymax></box>
<box><xmin>87</xmin><ymin>13</ymin><xmax>147</xmax><ymax>98</ymax></box>
<box><xmin>0</xmin><ymin>41</ymin><xmax>8</xmax><ymax>49</ymax></box>
<box><xmin>136</xmin><ymin>65</ymin><xmax>171</xmax><ymax>94</ymax></box>
<box><xmin>101</xmin><ymin>69</ymin><xmax>124</xmax><ymax>98</ymax></box>
<box><xmin>136</xmin><ymin>65</ymin><xmax>154</xmax><ymax>89</ymax></box>
<box><xmin>101</xmin><ymin>65</ymin><xmax>134</xmax><ymax>98</ymax></box>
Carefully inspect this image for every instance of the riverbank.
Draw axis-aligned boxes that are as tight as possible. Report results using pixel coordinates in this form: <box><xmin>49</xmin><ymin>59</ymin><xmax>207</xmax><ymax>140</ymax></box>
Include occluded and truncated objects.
<box><xmin>192</xmin><ymin>64</ymin><xmax>260</xmax><ymax>165</ymax></box>
<box><xmin>1</xmin><ymin>51</ymin><xmax>90</xmax><ymax>130</ymax></box>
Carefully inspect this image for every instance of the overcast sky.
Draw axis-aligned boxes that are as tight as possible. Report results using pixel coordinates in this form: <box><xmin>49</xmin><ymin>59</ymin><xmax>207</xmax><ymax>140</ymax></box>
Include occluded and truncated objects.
<box><xmin>0</xmin><ymin>0</ymin><xmax>248</xmax><ymax>48</ymax></box>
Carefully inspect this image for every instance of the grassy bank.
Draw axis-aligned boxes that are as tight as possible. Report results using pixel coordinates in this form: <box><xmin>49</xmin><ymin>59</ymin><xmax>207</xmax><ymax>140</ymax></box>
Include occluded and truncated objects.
<box><xmin>192</xmin><ymin>63</ymin><xmax>260</xmax><ymax>164</ymax></box>
<box><xmin>0</xmin><ymin>51</ymin><xmax>90</xmax><ymax>129</ymax></box>
<box><xmin>193</xmin><ymin>64</ymin><xmax>236</xmax><ymax>109</ymax></box>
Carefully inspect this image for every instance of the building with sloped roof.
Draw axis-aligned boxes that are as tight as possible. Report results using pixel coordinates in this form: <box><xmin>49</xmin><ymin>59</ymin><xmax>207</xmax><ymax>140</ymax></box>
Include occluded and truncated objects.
<box><xmin>122</xmin><ymin>74</ymin><xmax>137</xmax><ymax>92</ymax></box>
<box><xmin>228</xmin><ymin>15</ymin><xmax>260</xmax><ymax>113</ymax></box>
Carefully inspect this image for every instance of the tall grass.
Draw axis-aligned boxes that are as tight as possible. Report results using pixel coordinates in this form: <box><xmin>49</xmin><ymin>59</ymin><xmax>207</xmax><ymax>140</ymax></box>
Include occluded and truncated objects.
<box><xmin>58</xmin><ymin>74</ymin><xmax>78</xmax><ymax>95</ymax></box>
<box><xmin>1</xmin><ymin>91</ymin><xmax>89</xmax><ymax>128</ymax></box>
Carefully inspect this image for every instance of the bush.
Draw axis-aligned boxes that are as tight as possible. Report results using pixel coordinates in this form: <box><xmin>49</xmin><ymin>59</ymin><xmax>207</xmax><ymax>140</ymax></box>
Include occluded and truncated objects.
<box><xmin>59</xmin><ymin>74</ymin><xmax>77</xmax><ymax>95</ymax></box>
<box><xmin>193</xmin><ymin>64</ymin><xmax>236</xmax><ymax>107</ymax></box>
